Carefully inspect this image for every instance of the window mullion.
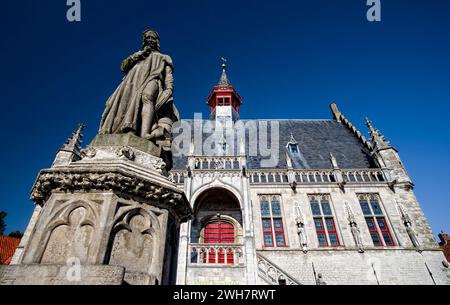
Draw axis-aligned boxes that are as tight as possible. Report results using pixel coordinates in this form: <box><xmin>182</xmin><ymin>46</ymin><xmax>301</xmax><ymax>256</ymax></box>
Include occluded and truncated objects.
<box><xmin>369</xmin><ymin>197</ymin><xmax>384</xmax><ymax>246</ymax></box>
<box><xmin>323</xmin><ymin>216</ymin><xmax>331</xmax><ymax>246</ymax></box>
<box><xmin>373</xmin><ymin>216</ymin><xmax>385</xmax><ymax>246</ymax></box>
<box><xmin>269</xmin><ymin>198</ymin><xmax>275</xmax><ymax>245</ymax></box>
<box><xmin>270</xmin><ymin>216</ymin><xmax>277</xmax><ymax>247</ymax></box>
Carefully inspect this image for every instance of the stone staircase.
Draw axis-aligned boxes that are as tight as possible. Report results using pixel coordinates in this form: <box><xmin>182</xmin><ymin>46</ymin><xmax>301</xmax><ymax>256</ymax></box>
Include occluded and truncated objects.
<box><xmin>256</xmin><ymin>253</ymin><xmax>301</xmax><ymax>285</ymax></box>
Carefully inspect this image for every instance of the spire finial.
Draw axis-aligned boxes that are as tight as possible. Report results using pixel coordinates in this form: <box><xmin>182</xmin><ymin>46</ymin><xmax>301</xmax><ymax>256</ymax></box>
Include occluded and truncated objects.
<box><xmin>365</xmin><ymin>117</ymin><xmax>391</xmax><ymax>150</ymax></box>
<box><xmin>218</xmin><ymin>57</ymin><xmax>231</xmax><ymax>86</ymax></box>
<box><xmin>329</xmin><ymin>152</ymin><xmax>339</xmax><ymax>169</ymax></box>
<box><xmin>60</xmin><ymin>123</ymin><xmax>85</xmax><ymax>156</ymax></box>
<box><xmin>365</xmin><ymin>117</ymin><xmax>375</xmax><ymax>132</ymax></box>
<box><xmin>289</xmin><ymin>133</ymin><xmax>297</xmax><ymax>144</ymax></box>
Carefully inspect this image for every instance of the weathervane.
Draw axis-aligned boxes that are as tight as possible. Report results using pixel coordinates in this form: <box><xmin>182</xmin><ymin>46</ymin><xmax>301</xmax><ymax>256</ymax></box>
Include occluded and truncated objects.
<box><xmin>221</xmin><ymin>57</ymin><xmax>227</xmax><ymax>69</ymax></box>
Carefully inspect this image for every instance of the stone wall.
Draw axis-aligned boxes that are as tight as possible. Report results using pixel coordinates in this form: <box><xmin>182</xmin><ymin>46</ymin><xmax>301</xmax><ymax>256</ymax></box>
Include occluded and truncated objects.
<box><xmin>0</xmin><ymin>264</ymin><xmax>125</xmax><ymax>285</ymax></box>
<box><xmin>259</xmin><ymin>249</ymin><xmax>448</xmax><ymax>285</ymax></box>
<box><xmin>186</xmin><ymin>266</ymin><xmax>246</xmax><ymax>285</ymax></box>
<box><xmin>249</xmin><ymin>183</ymin><xmax>449</xmax><ymax>284</ymax></box>
<box><xmin>250</xmin><ymin>184</ymin><xmax>441</xmax><ymax>253</ymax></box>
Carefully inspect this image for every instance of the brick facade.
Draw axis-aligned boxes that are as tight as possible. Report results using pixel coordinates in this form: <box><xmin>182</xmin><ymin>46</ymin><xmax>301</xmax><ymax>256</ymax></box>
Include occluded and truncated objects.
<box><xmin>439</xmin><ymin>232</ymin><xmax>450</xmax><ymax>263</ymax></box>
<box><xmin>0</xmin><ymin>236</ymin><xmax>21</xmax><ymax>265</ymax></box>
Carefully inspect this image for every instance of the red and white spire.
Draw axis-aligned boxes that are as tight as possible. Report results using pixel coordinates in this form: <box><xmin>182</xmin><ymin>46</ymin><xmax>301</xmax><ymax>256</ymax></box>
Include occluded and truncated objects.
<box><xmin>206</xmin><ymin>60</ymin><xmax>242</xmax><ymax>115</ymax></box>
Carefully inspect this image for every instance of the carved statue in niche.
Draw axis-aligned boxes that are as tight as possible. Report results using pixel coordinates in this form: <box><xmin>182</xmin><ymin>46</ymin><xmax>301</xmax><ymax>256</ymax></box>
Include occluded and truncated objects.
<box><xmin>108</xmin><ymin>211</ymin><xmax>156</xmax><ymax>273</ymax></box>
<box><xmin>294</xmin><ymin>203</ymin><xmax>308</xmax><ymax>252</ymax></box>
<box><xmin>397</xmin><ymin>201</ymin><xmax>421</xmax><ymax>251</ymax></box>
<box><xmin>41</xmin><ymin>207</ymin><xmax>94</xmax><ymax>264</ymax></box>
<box><xmin>345</xmin><ymin>202</ymin><xmax>364</xmax><ymax>253</ymax></box>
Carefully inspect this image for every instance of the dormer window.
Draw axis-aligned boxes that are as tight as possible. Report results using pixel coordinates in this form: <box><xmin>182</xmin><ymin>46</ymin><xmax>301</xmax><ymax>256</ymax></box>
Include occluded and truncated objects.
<box><xmin>286</xmin><ymin>134</ymin><xmax>299</xmax><ymax>155</ymax></box>
<box><xmin>289</xmin><ymin>143</ymin><xmax>299</xmax><ymax>154</ymax></box>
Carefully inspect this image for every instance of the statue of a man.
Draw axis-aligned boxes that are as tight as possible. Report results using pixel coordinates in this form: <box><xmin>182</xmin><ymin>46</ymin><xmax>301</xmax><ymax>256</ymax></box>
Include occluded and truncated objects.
<box><xmin>99</xmin><ymin>29</ymin><xmax>179</xmax><ymax>149</ymax></box>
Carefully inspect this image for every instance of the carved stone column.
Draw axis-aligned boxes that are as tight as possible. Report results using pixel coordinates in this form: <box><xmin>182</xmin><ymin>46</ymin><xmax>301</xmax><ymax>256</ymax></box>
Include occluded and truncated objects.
<box><xmin>0</xmin><ymin>134</ymin><xmax>192</xmax><ymax>285</ymax></box>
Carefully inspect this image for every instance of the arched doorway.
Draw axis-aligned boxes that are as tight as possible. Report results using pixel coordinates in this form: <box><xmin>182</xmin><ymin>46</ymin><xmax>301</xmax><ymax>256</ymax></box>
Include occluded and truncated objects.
<box><xmin>190</xmin><ymin>187</ymin><xmax>243</xmax><ymax>265</ymax></box>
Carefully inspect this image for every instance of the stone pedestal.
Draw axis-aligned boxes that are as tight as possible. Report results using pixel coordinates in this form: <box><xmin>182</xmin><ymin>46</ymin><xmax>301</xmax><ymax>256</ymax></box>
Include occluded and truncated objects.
<box><xmin>0</xmin><ymin>134</ymin><xmax>192</xmax><ymax>285</ymax></box>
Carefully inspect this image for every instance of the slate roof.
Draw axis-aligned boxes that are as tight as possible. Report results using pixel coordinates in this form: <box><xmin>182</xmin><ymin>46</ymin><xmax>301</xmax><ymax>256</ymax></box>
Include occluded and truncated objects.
<box><xmin>0</xmin><ymin>235</ymin><xmax>20</xmax><ymax>265</ymax></box>
<box><xmin>171</xmin><ymin>119</ymin><xmax>376</xmax><ymax>170</ymax></box>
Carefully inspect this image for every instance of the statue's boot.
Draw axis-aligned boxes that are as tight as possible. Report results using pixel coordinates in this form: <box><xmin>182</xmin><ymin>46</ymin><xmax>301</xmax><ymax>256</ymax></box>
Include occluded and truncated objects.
<box><xmin>147</xmin><ymin>125</ymin><xmax>166</xmax><ymax>141</ymax></box>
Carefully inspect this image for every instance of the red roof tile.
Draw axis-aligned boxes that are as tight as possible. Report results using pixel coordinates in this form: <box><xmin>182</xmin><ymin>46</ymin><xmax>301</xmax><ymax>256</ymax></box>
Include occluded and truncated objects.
<box><xmin>0</xmin><ymin>235</ymin><xmax>21</xmax><ymax>265</ymax></box>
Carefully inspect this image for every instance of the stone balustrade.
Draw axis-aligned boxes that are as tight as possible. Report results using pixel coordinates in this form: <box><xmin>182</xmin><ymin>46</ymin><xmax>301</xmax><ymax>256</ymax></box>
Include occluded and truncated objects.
<box><xmin>191</xmin><ymin>156</ymin><xmax>242</xmax><ymax>170</ymax></box>
<box><xmin>257</xmin><ymin>253</ymin><xmax>301</xmax><ymax>285</ymax></box>
<box><xmin>168</xmin><ymin>168</ymin><xmax>386</xmax><ymax>185</ymax></box>
<box><xmin>188</xmin><ymin>243</ymin><xmax>245</xmax><ymax>266</ymax></box>
<box><xmin>342</xmin><ymin>169</ymin><xmax>385</xmax><ymax>183</ymax></box>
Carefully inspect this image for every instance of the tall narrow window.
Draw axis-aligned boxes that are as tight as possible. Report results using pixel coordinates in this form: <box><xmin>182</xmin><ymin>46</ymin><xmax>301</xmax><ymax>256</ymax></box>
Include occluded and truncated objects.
<box><xmin>260</xmin><ymin>195</ymin><xmax>286</xmax><ymax>247</ymax></box>
<box><xmin>308</xmin><ymin>194</ymin><xmax>340</xmax><ymax>247</ymax></box>
<box><xmin>357</xmin><ymin>194</ymin><xmax>395</xmax><ymax>247</ymax></box>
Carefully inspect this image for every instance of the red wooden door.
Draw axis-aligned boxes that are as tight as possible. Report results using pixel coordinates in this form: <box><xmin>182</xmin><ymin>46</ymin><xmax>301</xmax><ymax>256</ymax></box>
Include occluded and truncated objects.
<box><xmin>203</xmin><ymin>221</ymin><xmax>235</xmax><ymax>264</ymax></box>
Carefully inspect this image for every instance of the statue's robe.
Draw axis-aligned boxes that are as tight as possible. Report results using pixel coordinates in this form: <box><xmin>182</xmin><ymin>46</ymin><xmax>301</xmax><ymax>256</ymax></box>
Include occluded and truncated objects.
<box><xmin>99</xmin><ymin>51</ymin><xmax>179</xmax><ymax>135</ymax></box>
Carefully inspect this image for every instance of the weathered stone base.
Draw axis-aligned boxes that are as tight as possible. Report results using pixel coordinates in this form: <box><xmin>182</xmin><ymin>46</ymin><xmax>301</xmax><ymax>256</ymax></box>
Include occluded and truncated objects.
<box><xmin>0</xmin><ymin>264</ymin><xmax>125</xmax><ymax>285</ymax></box>
<box><xmin>186</xmin><ymin>266</ymin><xmax>247</xmax><ymax>285</ymax></box>
<box><xmin>7</xmin><ymin>133</ymin><xmax>192</xmax><ymax>286</ymax></box>
<box><xmin>124</xmin><ymin>271</ymin><xmax>156</xmax><ymax>285</ymax></box>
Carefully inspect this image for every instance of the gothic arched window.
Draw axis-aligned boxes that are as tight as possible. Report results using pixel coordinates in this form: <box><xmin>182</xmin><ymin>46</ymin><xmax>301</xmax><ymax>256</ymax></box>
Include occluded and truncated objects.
<box><xmin>259</xmin><ymin>195</ymin><xmax>286</xmax><ymax>247</ymax></box>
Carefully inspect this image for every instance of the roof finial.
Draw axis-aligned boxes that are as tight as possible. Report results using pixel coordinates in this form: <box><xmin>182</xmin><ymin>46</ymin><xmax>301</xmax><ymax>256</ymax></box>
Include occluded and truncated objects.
<box><xmin>60</xmin><ymin>123</ymin><xmax>85</xmax><ymax>156</ymax></box>
<box><xmin>288</xmin><ymin>133</ymin><xmax>298</xmax><ymax>144</ymax></box>
<box><xmin>218</xmin><ymin>57</ymin><xmax>231</xmax><ymax>86</ymax></box>
<box><xmin>365</xmin><ymin>117</ymin><xmax>375</xmax><ymax>132</ymax></box>
<box><xmin>365</xmin><ymin>117</ymin><xmax>391</xmax><ymax>150</ymax></box>
<box><xmin>330</xmin><ymin>103</ymin><xmax>342</xmax><ymax>122</ymax></box>
<box><xmin>221</xmin><ymin>57</ymin><xmax>227</xmax><ymax>69</ymax></box>
<box><xmin>329</xmin><ymin>152</ymin><xmax>339</xmax><ymax>169</ymax></box>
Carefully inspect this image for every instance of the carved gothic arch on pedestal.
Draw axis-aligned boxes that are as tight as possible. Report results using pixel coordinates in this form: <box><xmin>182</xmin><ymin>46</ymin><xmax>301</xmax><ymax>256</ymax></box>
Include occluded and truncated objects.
<box><xmin>105</xmin><ymin>204</ymin><xmax>163</xmax><ymax>279</ymax></box>
<box><xmin>30</xmin><ymin>199</ymin><xmax>99</xmax><ymax>264</ymax></box>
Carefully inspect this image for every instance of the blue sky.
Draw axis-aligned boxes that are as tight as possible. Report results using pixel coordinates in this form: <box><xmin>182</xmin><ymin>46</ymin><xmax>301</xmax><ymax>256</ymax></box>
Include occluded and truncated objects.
<box><xmin>0</xmin><ymin>0</ymin><xmax>449</xmax><ymax>237</ymax></box>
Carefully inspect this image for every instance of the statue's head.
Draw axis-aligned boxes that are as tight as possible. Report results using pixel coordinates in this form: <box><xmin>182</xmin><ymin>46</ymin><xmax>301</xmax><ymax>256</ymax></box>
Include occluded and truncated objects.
<box><xmin>142</xmin><ymin>29</ymin><xmax>160</xmax><ymax>51</ymax></box>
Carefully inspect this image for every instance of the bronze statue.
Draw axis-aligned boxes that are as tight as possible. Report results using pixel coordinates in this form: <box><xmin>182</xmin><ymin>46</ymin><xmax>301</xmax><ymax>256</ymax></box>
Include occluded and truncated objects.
<box><xmin>99</xmin><ymin>29</ymin><xmax>179</xmax><ymax>151</ymax></box>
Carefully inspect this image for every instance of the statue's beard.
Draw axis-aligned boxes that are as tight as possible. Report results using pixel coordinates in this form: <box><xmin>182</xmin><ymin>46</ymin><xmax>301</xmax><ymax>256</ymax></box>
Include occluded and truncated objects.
<box><xmin>143</xmin><ymin>41</ymin><xmax>158</xmax><ymax>51</ymax></box>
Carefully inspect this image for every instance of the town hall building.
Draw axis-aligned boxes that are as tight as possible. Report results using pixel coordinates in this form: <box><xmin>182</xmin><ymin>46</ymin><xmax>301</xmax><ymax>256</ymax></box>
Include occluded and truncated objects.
<box><xmin>168</xmin><ymin>64</ymin><xmax>449</xmax><ymax>285</ymax></box>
